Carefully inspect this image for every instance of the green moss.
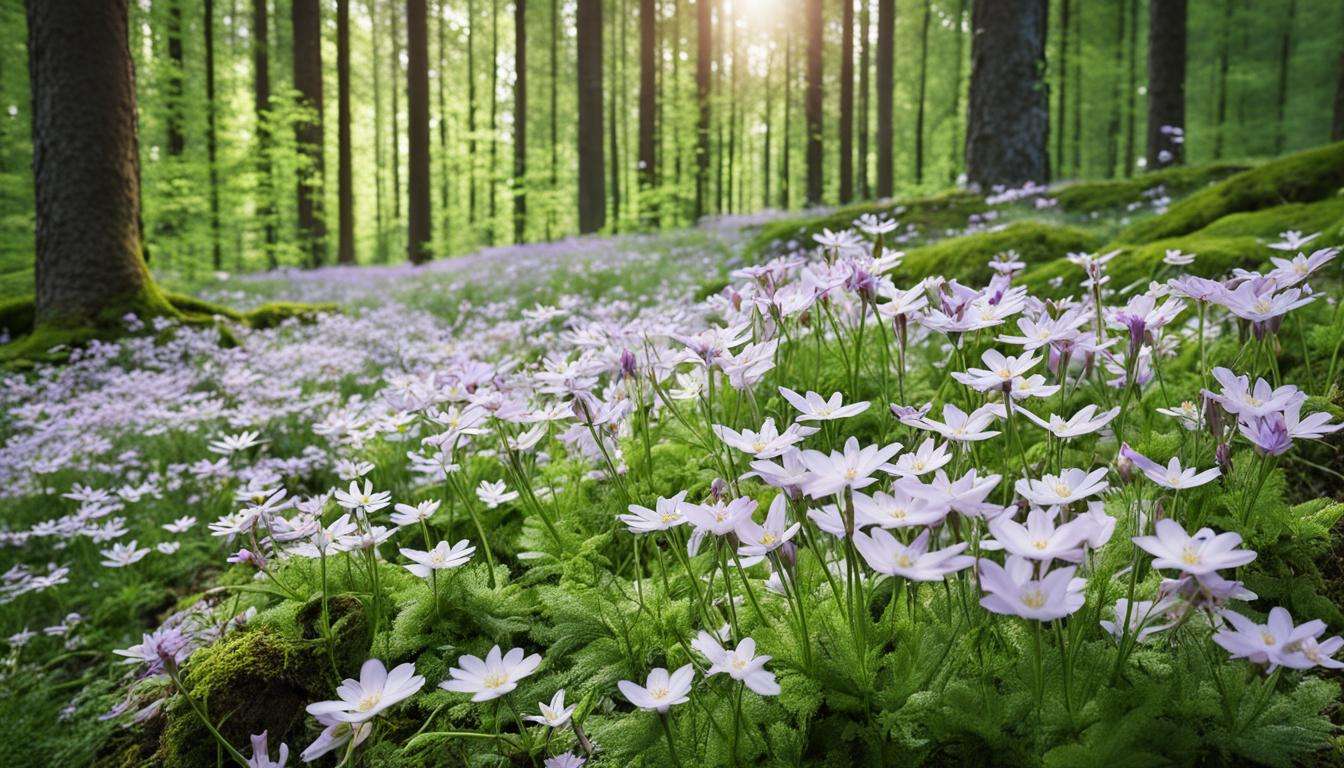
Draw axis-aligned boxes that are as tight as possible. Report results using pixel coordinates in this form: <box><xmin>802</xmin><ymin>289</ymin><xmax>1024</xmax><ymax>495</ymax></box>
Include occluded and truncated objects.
<box><xmin>164</xmin><ymin>291</ymin><xmax>245</xmax><ymax>322</ymax></box>
<box><xmin>295</xmin><ymin>592</ymin><xmax>372</xmax><ymax>674</ymax></box>
<box><xmin>157</xmin><ymin>629</ymin><xmax>327</xmax><ymax>767</ymax></box>
<box><xmin>244</xmin><ymin>301</ymin><xmax>338</xmax><ymax>329</ymax></box>
<box><xmin>1193</xmin><ymin>195</ymin><xmax>1344</xmax><ymax>241</ymax></box>
<box><xmin>0</xmin><ymin>294</ymin><xmax>34</xmax><ymax>337</ymax></box>
<box><xmin>745</xmin><ymin>189</ymin><xmax>988</xmax><ymax>260</ymax></box>
<box><xmin>1050</xmin><ymin>162</ymin><xmax>1250</xmax><ymax>214</ymax></box>
<box><xmin>1117</xmin><ymin>141</ymin><xmax>1344</xmax><ymax>243</ymax></box>
<box><xmin>893</xmin><ymin>220</ymin><xmax>1102</xmax><ymax>286</ymax></box>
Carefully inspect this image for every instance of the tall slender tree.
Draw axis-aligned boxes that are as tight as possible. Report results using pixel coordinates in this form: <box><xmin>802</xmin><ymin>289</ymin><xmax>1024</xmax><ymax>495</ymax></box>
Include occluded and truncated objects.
<box><xmin>391</xmin><ymin>6</ymin><xmax>403</xmax><ymax>226</ymax></box>
<box><xmin>949</xmin><ymin>0</ymin><xmax>967</xmax><ymax>183</ymax></box>
<box><xmin>913</xmin><ymin>0</ymin><xmax>931</xmax><ymax>184</ymax></box>
<box><xmin>1273</xmin><ymin>0</ymin><xmax>1296</xmax><ymax>153</ymax></box>
<box><xmin>857</xmin><ymin>0</ymin><xmax>870</xmax><ymax>198</ymax></box>
<box><xmin>1146</xmin><ymin>0</ymin><xmax>1186</xmax><ymax>168</ymax></box>
<box><xmin>838</xmin><ymin>0</ymin><xmax>853</xmax><ymax>202</ymax></box>
<box><xmin>964</xmin><ymin>0</ymin><xmax>1049</xmax><ymax>187</ymax></box>
<box><xmin>407</xmin><ymin>0</ymin><xmax>432</xmax><ymax>263</ymax></box>
<box><xmin>292</xmin><ymin>0</ymin><xmax>326</xmax><ymax>267</ymax></box>
<box><xmin>548</xmin><ymin>0</ymin><xmax>559</xmax><ymax>237</ymax></box>
<box><xmin>576</xmin><ymin>0</ymin><xmax>605</xmax><ymax>231</ymax></box>
<box><xmin>25</xmin><ymin>0</ymin><xmax>165</xmax><ymax>327</ymax></box>
<box><xmin>1054</xmin><ymin>0</ymin><xmax>1069</xmax><ymax>176</ymax></box>
<box><xmin>514</xmin><ymin>0</ymin><xmax>528</xmax><ymax>242</ymax></box>
<box><xmin>253</xmin><ymin>0</ymin><xmax>277</xmax><ymax>265</ymax></box>
<box><xmin>694</xmin><ymin>0</ymin><xmax>711</xmax><ymax>218</ymax></box>
<box><xmin>804</xmin><ymin>0</ymin><xmax>823</xmax><ymax>205</ymax></box>
<box><xmin>875</xmin><ymin>0</ymin><xmax>893</xmax><ymax>196</ymax></box>
<box><xmin>205</xmin><ymin>0</ymin><xmax>222</xmax><ymax>269</ymax></box>
<box><xmin>1334</xmin><ymin>51</ymin><xmax>1344</xmax><ymax>142</ymax></box>
<box><xmin>780</xmin><ymin>21</ymin><xmax>792</xmax><ymax>208</ymax></box>
<box><xmin>467</xmin><ymin>0</ymin><xmax>477</xmax><ymax>226</ymax></box>
<box><xmin>638</xmin><ymin>0</ymin><xmax>658</xmax><ymax>223</ymax></box>
<box><xmin>336</xmin><ymin>0</ymin><xmax>355</xmax><ymax>264</ymax></box>
<box><xmin>369</xmin><ymin>0</ymin><xmax>388</xmax><ymax>261</ymax></box>
<box><xmin>1212</xmin><ymin>0</ymin><xmax>1232</xmax><ymax>158</ymax></box>
<box><xmin>489</xmin><ymin>0</ymin><xmax>500</xmax><ymax>242</ymax></box>
<box><xmin>1123</xmin><ymin>0</ymin><xmax>1139</xmax><ymax>177</ymax></box>
<box><xmin>609</xmin><ymin>0</ymin><xmax>621</xmax><ymax>228</ymax></box>
<box><xmin>438</xmin><ymin>0</ymin><xmax>451</xmax><ymax>247</ymax></box>
<box><xmin>1104</xmin><ymin>0</ymin><xmax>1123</xmax><ymax>177</ymax></box>
<box><xmin>166</xmin><ymin>0</ymin><xmax>186</xmax><ymax>158</ymax></box>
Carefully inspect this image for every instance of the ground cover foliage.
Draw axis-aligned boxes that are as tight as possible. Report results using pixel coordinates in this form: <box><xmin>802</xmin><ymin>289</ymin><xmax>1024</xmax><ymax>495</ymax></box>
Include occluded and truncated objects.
<box><xmin>3</xmin><ymin>153</ymin><xmax>1344</xmax><ymax>767</ymax></box>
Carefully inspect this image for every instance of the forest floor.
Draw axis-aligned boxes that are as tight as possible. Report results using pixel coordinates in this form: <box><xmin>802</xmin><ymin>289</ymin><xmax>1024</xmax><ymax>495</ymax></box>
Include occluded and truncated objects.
<box><xmin>2</xmin><ymin>144</ymin><xmax>1344</xmax><ymax>767</ymax></box>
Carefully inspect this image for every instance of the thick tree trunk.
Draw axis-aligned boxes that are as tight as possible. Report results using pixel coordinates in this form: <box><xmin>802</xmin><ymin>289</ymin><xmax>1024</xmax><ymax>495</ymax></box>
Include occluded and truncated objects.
<box><xmin>638</xmin><ymin>0</ymin><xmax>658</xmax><ymax>223</ymax></box>
<box><xmin>875</xmin><ymin>0</ymin><xmax>892</xmax><ymax>197</ymax></box>
<box><xmin>253</xmin><ymin>0</ymin><xmax>276</xmax><ymax>265</ymax></box>
<box><xmin>857</xmin><ymin>0</ymin><xmax>869</xmax><ymax>198</ymax></box>
<box><xmin>576</xmin><ymin>0</ymin><xmax>605</xmax><ymax>232</ymax></box>
<box><xmin>913</xmin><ymin>0</ymin><xmax>930</xmax><ymax>184</ymax></box>
<box><xmin>514</xmin><ymin>0</ymin><xmax>528</xmax><ymax>242</ymax></box>
<box><xmin>337</xmin><ymin>0</ymin><xmax>356</xmax><ymax>264</ymax></box>
<box><xmin>26</xmin><ymin>0</ymin><xmax>163</xmax><ymax>327</ymax></box>
<box><xmin>838</xmin><ymin>0</ymin><xmax>853</xmax><ymax>202</ymax></box>
<box><xmin>407</xmin><ymin>0</ymin><xmax>431</xmax><ymax>262</ymax></box>
<box><xmin>292</xmin><ymin>0</ymin><xmax>326</xmax><ymax>267</ymax></box>
<box><xmin>804</xmin><ymin>0</ymin><xmax>822</xmax><ymax>205</ymax></box>
<box><xmin>205</xmin><ymin>0</ymin><xmax>222</xmax><ymax>269</ymax></box>
<box><xmin>694</xmin><ymin>0</ymin><xmax>710</xmax><ymax>218</ymax></box>
<box><xmin>1146</xmin><ymin>0</ymin><xmax>1186</xmax><ymax>168</ymax></box>
<box><xmin>964</xmin><ymin>0</ymin><xmax>1048</xmax><ymax>188</ymax></box>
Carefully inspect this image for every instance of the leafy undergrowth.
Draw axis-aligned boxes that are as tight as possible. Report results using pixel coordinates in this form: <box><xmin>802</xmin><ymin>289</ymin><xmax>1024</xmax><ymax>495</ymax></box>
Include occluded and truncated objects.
<box><xmin>2</xmin><ymin>164</ymin><xmax>1344</xmax><ymax>768</ymax></box>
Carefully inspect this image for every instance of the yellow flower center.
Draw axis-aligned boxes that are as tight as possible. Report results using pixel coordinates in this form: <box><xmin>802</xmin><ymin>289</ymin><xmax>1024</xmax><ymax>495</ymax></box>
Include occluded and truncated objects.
<box><xmin>483</xmin><ymin>672</ymin><xmax>510</xmax><ymax>690</ymax></box>
<box><xmin>1021</xmin><ymin>589</ymin><xmax>1046</xmax><ymax>609</ymax></box>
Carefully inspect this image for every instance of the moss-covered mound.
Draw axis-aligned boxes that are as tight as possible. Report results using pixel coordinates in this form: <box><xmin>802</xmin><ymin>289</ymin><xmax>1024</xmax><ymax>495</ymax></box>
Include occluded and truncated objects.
<box><xmin>1049</xmin><ymin>161</ymin><xmax>1250</xmax><ymax>213</ymax></box>
<box><xmin>745</xmin><ymin>190</ymin><xmax>989</xmax><ymax>260</ymax></box>
<box><xmin>0</xmin><ymin>292</ymin><xmax>337</xmax><ymax>367</ymax></box>
<box><xmin>1116</xmin><ymin>141</ymin><xmax>1344</xmax><ymax>244</ymax></box>
<box><xmin>893</xmin><ymin>221</ymin><xmax>1102</xmax><ymax>286</ymax></box>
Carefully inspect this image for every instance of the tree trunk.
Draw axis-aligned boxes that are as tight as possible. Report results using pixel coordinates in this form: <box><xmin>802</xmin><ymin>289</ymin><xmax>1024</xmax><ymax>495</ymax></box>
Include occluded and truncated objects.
<box><xmin>336</xmin><ymin>0</ymin><xmax>356</xmax><ymax>264</ymax></box>
<box><xmin>948</xmin><ymin>0</ymin><xmax>965</xmax><ymax>183</ymax></box>
<box><xmin>1146</xmin><ymin>0</ymin><xmax>1185</xmax><ymax>168</ymax></box>
<box><xmin>763</xmin><ymin>44</ymin><xmax>772</xmax><ymax>209</ymax></box>
<box><xmin>549</xmin><ymin>0</ymin><xmax>558</xmax><ymax>237</ymax></box>
<box><xmin>205</xmin><ymin>0</ymin><xmax>222</xmax><ymax>269</ymax></box>
<box><xmin>838</xmin><ymin>0</ymin><xmax>853</xmax><ymax>202</ymax></box>
<box><xmin>253</xmin><ymin>0</ymin><xmax>276</xmax><ymax>265</ymax></box>
<box><xmin>875</xmin><ymin>0</ymin><xmax>893</xmax><ymax>197</ymax></box>
<box><xmin>576</xmin><ymin>0</ymin><xmax>606</xmax><ymax>232</ymax></box>
<box><xmin>370</xmin><ymin>0</ymin><xmax>387</xmax><ymax>262</ymax></box>
<box><xmin>780</xmin><ymin>22</ymin><xmax>791</xmax><ymax>208</ymax></box>
<box><xmin>391</xmin><ymin>6</ymin><xmax>403</xmax><ymax>225</ymax></box>
<box><xmin>1054</xmin><ymin>0</ymin><xmax>1068</xmax><ymax>176</ymax></box>
<box><xmin>1273</xmin><ymin>0</ymin><xmax>1296</xmax><ymax>154</ymax></box>
<box><xmin>1333</xmin><ymin>51</ymin><xmax>1344</xmax><ymax>142</ymax></box>
<box><xmin>292</xmin><ymin>0</ymin><xmax>326</xmax><ymax>267</ymax></box>
<box><xmin>638</xmin><ymin>0</ymin><xmax>658</xmax><ymax>224</ymax></box>
<box><xmin>1104</xmin><ymin>0</ymin><xmax>1122</xmax><ymax>177</ymax></box>
<box><xmin>26</xmin><ymin>0</ymin><xmax>164</xmax><ymax>327</ymax></box>
<box><xmin>1068</xmin><ymin>0</ymin><xmax>1080</xmax><ymax>174</ymax></box>
<box><xmin>166</xmin><ymin>0</ymin><xmax>185</xmax><ymax>157</ymax></box>
<box><xmin>1212</xmin><ymin>0</ymin><xmax>1231</xmax><ymax>158</ymax></box>
<box><xmin>804</xmin><ymin>0</ymin><xmax>822</xmax><ymax>205</ymax></box>
<box><xmin>467</xmin><ymin>0</ymin><xmax>477</xmax><ymax>225</ymax></box>
<box><xmin>514</xmin><ymin>0</ymin><xmax>528</xmax><ymax>242</ymax></box>
<box><xmin>609</xmin><ymin>0</ymin><xmax>621</xmax><ymax>229</ymax></box>
<box><xmin>407</xmin><ymin>0</ymin><xmax>431</xmax><ymax>263</ymax></box>
<box><xmin>694</xmin><ymin>0</ymin><xmax>711</xmax><ymax>218</ymax></box>
<box><xmin>1123</xmin><ymin>0</ymin><xmax>1138</xmax><ymax>177</ymax></box>
<box><xmin>964</xmin><ymin>0</ymin><xmax>1048</xmax><ymax>188</ymax></box>
<box><xmin>856</xmin><ymin>0</ymin><xmax>869</xmax><ymax>198</ymax></box>
<box><xmin>913</xmin><ymin>0</ymin><xmax>930</xmax><ymax>184</ymax></box>
<box><xmin>438</xmin><ymin>0</ymin><xmax>451</xmax><ymax>248</ymax></box>
<box><xmin>489</xmin><ymin>0</ymin><xmax>500</xmax><ymax>243</ymax></box>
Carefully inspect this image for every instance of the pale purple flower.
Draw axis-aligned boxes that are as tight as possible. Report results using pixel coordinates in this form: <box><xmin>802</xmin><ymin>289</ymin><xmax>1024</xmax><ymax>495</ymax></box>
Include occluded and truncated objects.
<box><xmin>440</xmin><ymin>646</ymin><xmax>543</xmax><ymax>702</ymax></box>
<box><xmin>978</xmin><ymin>555</ymin><xmax>1086</xmax><ymax>621</ymax></box>
<box><xmin>618</xmin><ymin>664</ymin><xmax>695</xmax><ymax>712</ymax></box>
<box><xmin>307</xmin><ymin>659</ymin><xmax>426</xmax><ymax>722</ymax></box>
<box><xmin>1132</xmin><ymin>519</ymin><xmax>1256</xmax><ymax>576</ymax></box>
<box><xmin>852</xmin><ymin>527</ymin><xmax>973</xmax><ymax>581</ymax></box>
<box><xmin>691</xmin><ymin>632</ymin><xmax>780</xmax><ymax>695</ymax></box>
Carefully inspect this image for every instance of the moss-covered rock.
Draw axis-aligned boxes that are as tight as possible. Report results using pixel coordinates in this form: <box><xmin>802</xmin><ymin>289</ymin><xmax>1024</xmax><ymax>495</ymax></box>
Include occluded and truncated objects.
<box><xmin>157</xmin><ymin>628</ymin><xmax>328</xmax><ymax>767</ymax></box>
<box><xmin>244</xmin><ymin>301</ymin><xmax>338</xmax><ymax>329</ymax></box>
<box><xmin>1049</xmin><ymin>161</ymin><xmax>1250</xmax><ymax>214</ymax></box>
<box><xmin>0</xmin><ymin>294</ymin><xmax>35</xmax><ymax>338</ymax></box>
<box><xmin>893</xmin><ymin>220</ymin><xmax>1103</xmax><ymax>286</ymax></box>
<box><xmin>296</xmin><ymin>592</ymin><xmax>372</xmax><ymax>675</ymax></box>
<box><xmin>1116</xmin><ymin>141</ymin><xmax>1344</xmax><ymax>243</ymax></box>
